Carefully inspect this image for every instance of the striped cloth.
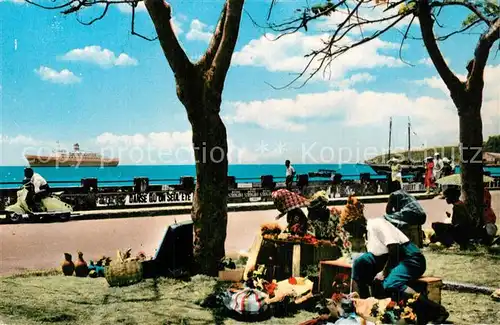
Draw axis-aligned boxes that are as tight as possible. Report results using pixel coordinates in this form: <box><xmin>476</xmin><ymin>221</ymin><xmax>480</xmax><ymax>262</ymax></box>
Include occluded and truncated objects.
<box><xmin>225</xmin><ymin>288</ymin><xmax>269</xmax><ymax>315</ymax></box>
<box><xmin>272</xmin><ymin>189</ymin><xmax>309</xmax><ymax>217</ymax></box>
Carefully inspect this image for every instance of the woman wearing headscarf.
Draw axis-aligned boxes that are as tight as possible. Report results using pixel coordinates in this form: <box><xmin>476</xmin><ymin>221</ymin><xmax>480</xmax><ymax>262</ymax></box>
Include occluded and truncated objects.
<box><xmin>352</xmin><ymin>217</ymin><xmax>449</xmax><ymax>324</ymax></box>
<box><xmin>272</xmin><ymin>189</ymin><xmax>310</xmax><ymax>235</ymax></box>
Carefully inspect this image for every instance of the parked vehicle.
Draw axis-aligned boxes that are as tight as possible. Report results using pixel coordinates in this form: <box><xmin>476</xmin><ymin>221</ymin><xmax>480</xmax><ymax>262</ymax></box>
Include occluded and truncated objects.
<box><xmin>1</xmin><ymin>183</ymin><xmax>73</xmax><ymax>223</ymax></box>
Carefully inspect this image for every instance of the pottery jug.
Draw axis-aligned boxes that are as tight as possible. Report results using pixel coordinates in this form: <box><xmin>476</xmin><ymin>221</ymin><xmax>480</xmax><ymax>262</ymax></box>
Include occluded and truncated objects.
<box><xmin>74</xmin><ymin>251</ymin><xmax>89</xmax><ymax>277</ymax></box>
<box><xmin>61</xmin><ymin>253</ymin><xmax>75</xmax><ymax>276</ymax></box>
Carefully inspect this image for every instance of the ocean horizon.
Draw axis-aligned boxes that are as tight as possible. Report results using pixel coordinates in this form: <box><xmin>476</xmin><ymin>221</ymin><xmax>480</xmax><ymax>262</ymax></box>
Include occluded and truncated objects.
<box><xmin>0</xmin><ymin>163</ymin><xmax>380</xmax><ymax>189</ymax></box>
<box><xmin>1</xmin><ymin>163</ymin><xmax>499</xmax><ymax>189</ymax></box>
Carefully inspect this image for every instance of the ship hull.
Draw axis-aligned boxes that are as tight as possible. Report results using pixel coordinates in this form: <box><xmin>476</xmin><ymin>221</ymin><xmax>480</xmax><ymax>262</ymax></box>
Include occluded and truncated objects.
<box><xmin>25</xmin><ymin>155</ymin><xmax>119</xmax><ymax>167</ymax></box>
<box><xmin>367</xmin><ymin>163</ymin><xmax>425</xmax><ymax>175</ymax></box>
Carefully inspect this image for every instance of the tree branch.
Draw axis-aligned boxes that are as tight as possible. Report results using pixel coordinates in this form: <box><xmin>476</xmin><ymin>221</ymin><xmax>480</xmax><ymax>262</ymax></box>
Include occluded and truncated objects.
<box><xmin>197</xmin><ymin>2</ymin><xmax>227</xmax><ymax>70</ymax></box>
<box><xmin>210</xmin><ymin>0</ymin><xmax>244</xmax><ymax>92</ymax></box>
<box><xmin>144</xmin><ymin>0</ymin><xmax>192</xmax><ymax>78</ymax></box>
<box><xmin>468</xmin><ymin>18</ymin><xmax>500</xmax><ymax>91</ymax></box>
<box><xmin>430</xmin><ymin>1</ymin><xmax>493</xmax><ymax>26</ymax></box>
<box><xmin>418</xmin><ymin>0</ymin><xmax>463</xmax><ymax>93</ymax></box>
<box><xmin>435</xmin><ymin>18</ymin><xmax>482</xmax><ymax>41</ymax></box>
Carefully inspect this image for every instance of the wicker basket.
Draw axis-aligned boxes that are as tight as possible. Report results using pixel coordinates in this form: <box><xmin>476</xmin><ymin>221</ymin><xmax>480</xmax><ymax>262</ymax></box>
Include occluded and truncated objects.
<box><xmin>105</xmin><ymin>260</ymin><xmax>143</xmax><ymax>287</ymax></box>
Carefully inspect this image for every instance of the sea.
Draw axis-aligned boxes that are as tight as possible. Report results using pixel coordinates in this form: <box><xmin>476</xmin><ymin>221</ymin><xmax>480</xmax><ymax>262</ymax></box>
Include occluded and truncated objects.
<box><xmin>1</xmin><ymin>164</ymin><xmax>499</xmax><ymax>189</ymax></box>
<box><xmin>0</xmin><ymin>164</ymin><xmax>379</xmax><ymax>189</ymax></box>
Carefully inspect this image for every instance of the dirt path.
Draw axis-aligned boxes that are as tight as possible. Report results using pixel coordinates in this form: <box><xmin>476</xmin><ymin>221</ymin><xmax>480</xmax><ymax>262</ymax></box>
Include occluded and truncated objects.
<box><xmin>1</xmin><ymin>192</ymin><xmax>498</xmax><ymax>275</ymax></box>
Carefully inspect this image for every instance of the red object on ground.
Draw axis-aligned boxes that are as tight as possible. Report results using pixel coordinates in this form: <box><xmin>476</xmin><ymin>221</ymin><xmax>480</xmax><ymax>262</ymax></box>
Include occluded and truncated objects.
<box><xmin>288</xmin><ymin>277</ymin><xmax>297</xmax><ymax>285</ymax></box>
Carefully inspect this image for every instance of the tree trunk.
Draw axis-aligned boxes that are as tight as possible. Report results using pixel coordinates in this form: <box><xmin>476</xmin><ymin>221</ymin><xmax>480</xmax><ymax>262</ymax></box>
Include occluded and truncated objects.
<box><xmin>190</xmin><ymin>103</ymin><xmax>228</xmax><ymax>276</ymax></box>
<box><xmin>457</xmin><ymin>91</ymin><xmax>484</xmax><ymax>231</ymax></box>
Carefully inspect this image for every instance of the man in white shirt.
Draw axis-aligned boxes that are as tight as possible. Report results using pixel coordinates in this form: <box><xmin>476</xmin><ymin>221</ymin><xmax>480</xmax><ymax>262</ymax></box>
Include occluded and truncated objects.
<box><xmin>285</xmin><ymin>160</ymin><xmax>296</xmax><ymax>190</ymax></box>
<box><xmin>24</xmin><ymin>168</ymin><xmax>50</xmax><ymax>211</ymax></box>
<box><xmin>352</xmin><ymin>217</ymin><xmax>449</xmax><ymax>323</ymax></box>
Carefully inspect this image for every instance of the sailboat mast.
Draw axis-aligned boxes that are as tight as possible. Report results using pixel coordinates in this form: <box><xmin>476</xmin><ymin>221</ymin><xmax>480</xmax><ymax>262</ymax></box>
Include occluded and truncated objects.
<box><xmin>388</xmin><ymin>117</ymin><xmax>392</xmax><ymax>162</ymax></box>
<box><xmin>408</xmin><ymin>117</ymin><xmax>411</xmax><ymax>161</ymax></box>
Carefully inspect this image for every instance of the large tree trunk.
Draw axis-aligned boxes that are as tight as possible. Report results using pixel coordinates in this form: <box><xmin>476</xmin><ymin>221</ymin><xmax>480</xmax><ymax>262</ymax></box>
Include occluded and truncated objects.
<box><xmin>190</xmin><ymin>107</ymin><xmax>228</xmax><ymax>275</ymax></box>
<box><xmin>457</xmin><ymin>92</ymin><xmax>484</xmax><ymax>231</ymax></box>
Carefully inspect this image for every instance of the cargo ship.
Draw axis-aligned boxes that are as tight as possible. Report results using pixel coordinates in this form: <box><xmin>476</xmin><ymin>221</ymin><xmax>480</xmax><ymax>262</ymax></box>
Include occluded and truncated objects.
<box><xmin>25</xmin><ymin>143</ymin><xmax>119</xmax><ymax>167</ymax></box>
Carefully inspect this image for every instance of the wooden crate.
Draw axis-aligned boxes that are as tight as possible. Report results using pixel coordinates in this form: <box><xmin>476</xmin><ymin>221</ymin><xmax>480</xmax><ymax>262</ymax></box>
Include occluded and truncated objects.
<box><xmin>243</xmin><ymin>234</ymin><xmax>341</xmax><ymax>281</ymax></box>
<box><xmin>401</xmin><ymin>225</ymin><xmax>424</xmax><ymax>248</ymax></box>
<box><xmin>319</xmin><ymin>259</ymin><xmax>442</xmax><ymax>303</ymax></box>
<box><xmin>219</xmin><ymin>268</ymin><xmax>244</xmax><ymax>282</ymax></box>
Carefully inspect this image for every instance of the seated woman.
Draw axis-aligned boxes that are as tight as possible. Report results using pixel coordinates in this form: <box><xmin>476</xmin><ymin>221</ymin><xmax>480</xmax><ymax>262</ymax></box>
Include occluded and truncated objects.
<box><xmin>272</xmin><ymin>189</ymin><xmax>310</xmax><ymax>235</ymax></box>
<box><xmin>385</xmin><ymin>181</ymin><xmax>427</xmax><ymax>228</ymax></box>
<box><xmin>483</xmin><ymin>187</ymin><xmax>497</xmax><ymax>244</ymax></box>
<box><xmin>431</xmin><ymin>187</ymin><xmax>474</xmax><ymax>250</ymax></box>
<box><xmin>352</xmin><ymin>217</ymin><xmax>448</xmax><ymax>324</ymax></box>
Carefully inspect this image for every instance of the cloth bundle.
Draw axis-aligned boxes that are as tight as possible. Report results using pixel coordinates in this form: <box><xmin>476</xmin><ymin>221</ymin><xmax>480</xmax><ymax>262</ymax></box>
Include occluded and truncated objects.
<box><xmin>224</xmin><ymin>288</ymin><xmax>269</xmax><ymax>315</ymax></box>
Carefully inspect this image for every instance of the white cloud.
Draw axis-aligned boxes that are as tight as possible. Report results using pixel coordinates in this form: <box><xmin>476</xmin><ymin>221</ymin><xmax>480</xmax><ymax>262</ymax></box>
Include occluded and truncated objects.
<box><xmin>418</xmin><ymin>57</ymin><xmax>451</xmax><ymax>66</ymax></box>
<box><xmin>232</xmin><ymin>32</ymin><xmax>403</xmax><ymax>83</ymax></box>
<box><xmin>34</xmin><ymin>66</ymin><xmax>81</xmax><ymax>84</ymax></box>
<box><xmin>116</xmin><ymin>1</ymin><xmax>147</xmax><ymax>13</ymax></box>
<box><xmin>111</xmin><ymin>3</ymin><xmax>184</xmax><ymax>36</ymax></box>
<box><xmin>0</xmin><ymin>0</ymin><xmax>24</xmax><ymax>4</ymax></box>
<box><xmin>60</xmin><ymin>46</ymin><xmax>138</xmax><ymax>68</ymax></box>
<box><xmin>95</xmin><ymin>131</ymin><xmax>262</xmax><ymax>164</ymax></box>
<box><xmin>225</xmin><ymin>64</ymin><xmax>500</xmax><ymax>142</ymax></box>
<box><xmin>0</xmin><ymin>135</ymin><xmax>40</xmax><ymax>146</ymax></box>
<box><xmin>332</xmin><ymin>73</ymin><xmax>375</xmax><ymax>89</ymax></box>
<box><xmin>416</xmin><ymin>64</ymin><xmax>500</xmax><ymax>128</ymax></box>
<box><xmin>186</xmin><ymin>19</ymin><xmax>212</xmax><ymax>42</ymax></box>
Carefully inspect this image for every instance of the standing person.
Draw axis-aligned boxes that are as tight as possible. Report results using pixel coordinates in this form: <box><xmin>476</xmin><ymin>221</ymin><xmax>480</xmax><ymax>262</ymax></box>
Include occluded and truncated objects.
<box><xmin>433</xmin><ymin>153</ymin><xmax>444</xmax><ymax>193</ymax></box>
<box><xmin>285</xmin><ymin>160</ymin><xmax>296</xmax><ymax>191</ymax></box>
<box><xmin>389</xmin><ymin>158</ymin><xmax>403</xmax><ymax>190</ymax></box>
<box><xmin>442</xmin><ymin>158</ymin><xmax>453</xmax><ymax>177</ymax></box>
<box><xmin>23</xmin><ymin>167</ymin><xmax>50</xmax><ymax>211</ymax></box>
<box><xmin>424</xmin><ymin>157</ymin><xmax>435</xmax><ymax>194</ymax></box>
<box><xmin>351</xmin><ymin>217</ymin><xmax>449</xmax><ymax>324</ymax></box>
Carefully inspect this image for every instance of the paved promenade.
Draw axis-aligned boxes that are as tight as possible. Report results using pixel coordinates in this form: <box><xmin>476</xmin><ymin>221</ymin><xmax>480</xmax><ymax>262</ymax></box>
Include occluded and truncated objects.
<box><xmin>0</xmin><ymin>192</ymin><xmax>498</xmax><ymax>275</ymax></box>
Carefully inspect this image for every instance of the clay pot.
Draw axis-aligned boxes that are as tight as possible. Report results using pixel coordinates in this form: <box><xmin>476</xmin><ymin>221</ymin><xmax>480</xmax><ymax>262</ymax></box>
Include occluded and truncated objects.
<box><xmin>74</xmin><ymin>251</ymin><xmax>89</xmax><ymax>277</ymax></box>
<box><xmin>61</xmin><ymin>253</ymin><xmax>75</xmax><ymax>276</ymax></box>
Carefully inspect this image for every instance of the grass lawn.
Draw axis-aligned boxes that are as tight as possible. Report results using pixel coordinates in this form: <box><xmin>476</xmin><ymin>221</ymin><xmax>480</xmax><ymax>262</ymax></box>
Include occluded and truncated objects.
<box><xmin>1</xmin><ymin>251</ymin><xmax>499</xmax><ymax>325</ymax></box>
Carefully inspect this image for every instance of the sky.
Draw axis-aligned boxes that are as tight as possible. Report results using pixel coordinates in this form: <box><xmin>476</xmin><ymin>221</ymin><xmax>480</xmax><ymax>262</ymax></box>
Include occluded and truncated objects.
<box><xmin>1</xmin><ymin>0</ymin><xmax>499</xmax><ymax>166</ymax></box>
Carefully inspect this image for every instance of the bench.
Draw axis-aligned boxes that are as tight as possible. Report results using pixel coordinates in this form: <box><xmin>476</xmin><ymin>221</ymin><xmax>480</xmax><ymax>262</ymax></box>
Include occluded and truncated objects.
<box><xmin>319</xmin><ymin>259</ymin><xmax>442</xmax><ymax>303</ymax></box>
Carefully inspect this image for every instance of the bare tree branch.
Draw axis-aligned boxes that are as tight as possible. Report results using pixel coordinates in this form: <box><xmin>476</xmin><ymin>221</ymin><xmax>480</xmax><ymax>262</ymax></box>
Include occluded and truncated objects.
<box><xmin>468</xmin><ymin>18</ymin><xmax>500</xmax><ymax>91</ymax></box>
<box><xmin>76</xmin><ymin>2</ymin><xmax>110</xmax><ymax>25</ymax></box>
<box><xmin>131</xmin><ymin>3</ymin><xmax>157</xmax><ymax>41</ymax></box>
<box><xmin>418</xmin><ymin>0</ymin><xmax>463</xmax><ymax>93</ymax></box>
<box><xmin>430</xmin><ymin>1</ymin><xmax>493</xmax><ymax>26</ymax></box>
<box><xmin>436</xmin><ymin>18</ymin><xmax>482</xmax><ymax>41</ymax></box>
<box><xmin>144</xmin><ymin>0</ymin><xmax>192</xmax><ymax>77</ymax></box>
<box><xmin>210</xmin><ymin>0</ymin><xmax>244</xmax><ymax>92</ymax></box>
<box><xmin>197</xmin><ymin>3</ymin><xmax>227</xmax><ymax>70</ymax></box>
<box><xmin>399</xmin><ymin>15</ymin><xmax>416</xmax><ymax>66</ymax></box>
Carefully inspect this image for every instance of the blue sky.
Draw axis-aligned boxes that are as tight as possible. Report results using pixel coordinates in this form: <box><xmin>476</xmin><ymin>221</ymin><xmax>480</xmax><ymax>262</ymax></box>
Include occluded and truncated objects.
<box><xmin>1</xmin><ymin>0</ymin><xmax>499</xmax><ymax>165</ymax></box>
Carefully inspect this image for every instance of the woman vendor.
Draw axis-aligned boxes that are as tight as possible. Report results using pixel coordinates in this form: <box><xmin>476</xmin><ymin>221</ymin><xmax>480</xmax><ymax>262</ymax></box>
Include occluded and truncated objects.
<box><xmin>352</xmin><ymin>217</ymin><xmax>449</xmax><ymax>324</ymax></box>
<box><xmin>483</xmin><ymin>187</ymin><xmax>498</xmax><ymax>244</ymax></box>
<box><xmin>431</xmin><ymin>187</ymin><xmax>474</xmax><ymax>250</ymax></box>
<box><xmin>384</xmin><ymin>181</ymin><xmax>426</xmax><ymax>228</ymax></box>
<box><xmin>272</xmin><ymin>189</ymin><xmax>310</xmax><ymax>235</ymax></box>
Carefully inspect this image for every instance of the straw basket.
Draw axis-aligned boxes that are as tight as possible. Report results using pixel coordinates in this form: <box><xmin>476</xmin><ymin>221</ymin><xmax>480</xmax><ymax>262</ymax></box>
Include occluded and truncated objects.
<box><xmin>105</xmin><ymin>260</ymin><xmax>143</xmax><ymax>287</ymax></box>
